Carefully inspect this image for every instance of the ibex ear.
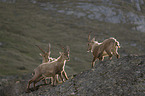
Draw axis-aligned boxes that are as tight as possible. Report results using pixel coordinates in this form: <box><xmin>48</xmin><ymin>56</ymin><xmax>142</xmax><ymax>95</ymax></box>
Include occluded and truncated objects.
<box><xmin>49</xmin><ymin>51</ymin><xmax>51</xmax><ymax>54</ymax></box>
<box><xmin>91</xmin><ymin>37</ymin><xmax>95</xmax><ymax>42</ymax></box>
<box><xmin>47</xmin><ymin>43</ymin><xmax>51</xmax><ymax>53</ymax></box>
<box><xmin>59</xmin><ymin>52</ymin><xmax>62</xmax><ymax>55</ymax></box>
<box><xmin>66</xmin><ymin>46</ymin><xmax>70</xmax><ymax>52</ymax></box>
<box><xmin>39</xmin><ymin>53</ymin><xmax>42</xmax><ymax>56</ymax></box>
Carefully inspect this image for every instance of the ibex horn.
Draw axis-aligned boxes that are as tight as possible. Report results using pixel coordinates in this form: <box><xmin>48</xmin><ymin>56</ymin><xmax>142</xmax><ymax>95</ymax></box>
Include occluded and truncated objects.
<box><xmin>47</xmin><ymin>43</ymin><xmax>51</xmax><ymax>53</ymax></box>
<box><xmin>35</xmin><ymin>45</ymin><xmax>45</xmax><ymax>54</ymax></box>
<box><xmin>88</xmin><ymin>31</ymin><xmax>92</xmax><ymax>41</ymax></box>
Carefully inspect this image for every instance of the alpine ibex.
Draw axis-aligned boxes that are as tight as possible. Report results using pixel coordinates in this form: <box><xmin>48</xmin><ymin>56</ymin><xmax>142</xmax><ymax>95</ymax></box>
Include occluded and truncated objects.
<box><xmin>35</xmin><ymin>44</ymin><xmax>58</xmax><ymax>84</ymax></box>
<box><xmin>35</xmin><ymin>44</ymin><xmax>68</xmax><ymax>84</ymax></box>
<box><xmin>87</xmin><ymin>32</ymin><xmax>120</xmax><ymax>67</ymax></box>
<box><xmin>27</xmin><ymin>46</ymin><xmax>70</xmax><ymax>90</ymax></box>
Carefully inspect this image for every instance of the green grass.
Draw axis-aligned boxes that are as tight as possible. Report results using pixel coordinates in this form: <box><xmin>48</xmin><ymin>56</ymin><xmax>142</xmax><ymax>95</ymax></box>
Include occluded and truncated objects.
<box><xmin>0</xmin><ymin>0</ymin><xmax>145</xmax><ymax>76</ymax></box>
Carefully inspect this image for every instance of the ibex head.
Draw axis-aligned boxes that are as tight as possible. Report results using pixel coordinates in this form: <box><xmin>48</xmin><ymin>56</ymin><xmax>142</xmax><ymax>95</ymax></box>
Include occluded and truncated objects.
<box><xmin>87</xmin><ymin>31</ymin><xmax>96</xmax><ymax>52</ymax></box>
<box><xmin>60</xmin><ymin>46</ymin><xmax>70</xmax><ymax>61</ymax></box>
<box><xmin>115</xmin><ymin>40</ymin><xmax>120</xmax><ymax>48</ymax></box>
<box><xmin>110</xmin><ymin>37</ymin><xmax>121</xmax><ymax>48</ymax></box>
<box><xmin>35</xmin><ymin>43</ymin><xmax>51</xmax><ymax>63</ymax></box>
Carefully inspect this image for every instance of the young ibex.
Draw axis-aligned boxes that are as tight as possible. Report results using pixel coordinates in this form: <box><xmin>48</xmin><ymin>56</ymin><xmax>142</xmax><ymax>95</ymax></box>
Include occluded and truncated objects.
<box><xmin>87</xmin><ymin>32</ymin><xmax>120</xmax><ymax>67</ymax></box>
<box><xmin>27</xmin><ymin>46</ymin><xmax>70</xmax><ymax>90</ymax></box>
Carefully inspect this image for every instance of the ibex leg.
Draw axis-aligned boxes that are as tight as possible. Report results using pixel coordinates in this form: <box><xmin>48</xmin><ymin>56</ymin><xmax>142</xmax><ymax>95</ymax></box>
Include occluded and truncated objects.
<box><xmin>56</xmin><ymin>74</ymin><xmax>62</xmax><ymax>84</ymax></box>
<box><xmin>92</xmin><ymin>56</ymin><xmax>97</xmax><ymax>68</ymax></box>
<box><xmin>52</xmin><ymin>76</ymin><xmax>56</xmax><ymax>86</ymax></box>
<box><xmin>57</xmin><ymin>73</ymin><xmax>63</xmax><ymax>84</ymax></box>
<box><xmin>112</xmin><ymin>47</ymin><xmax>120</xmax><ymax>59</ymax></box>
<box><xmin>27</xmin><ymin>74</ymin><xmax>41</xmax><ymax>90</ymax></box>
<box><xmin>97</xmin><ymin>51</ymin><xmax>104</xmax><ymax>61</ymax></box>
<box><xmin>105</xmin><ymin>49</ymin><xmax>112</xmax><ymax>60</ymax></box>
<box><xmin>27</xmin><ymin>79</ymin><xmax>33</xmax><ymax>89</ymax></box>
<box><xmin>62</xmin><ymin>71</ymin><xmax>68</xmax><ymax>81</ymax></box>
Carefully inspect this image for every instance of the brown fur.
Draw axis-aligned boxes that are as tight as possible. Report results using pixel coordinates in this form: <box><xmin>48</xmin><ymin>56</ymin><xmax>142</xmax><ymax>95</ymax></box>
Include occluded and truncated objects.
<box><xmin>36</xmin><ymin>44</ymin><xmax>68</xmax><ymax>84</ymax></box>
<box><xmin>27</xmin><ymin>46</ymin><xmax>70</xmax><ymax>90</ymax></box>
<box><xmin>87</xmin><ymin>33</ymin><xmax>120</xmax><ymax>68</ymax></box>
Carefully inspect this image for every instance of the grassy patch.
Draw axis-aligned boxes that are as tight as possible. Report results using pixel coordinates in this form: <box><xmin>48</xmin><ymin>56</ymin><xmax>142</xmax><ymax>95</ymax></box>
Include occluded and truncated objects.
<box><xmin>0</xmin><ymin>0</ymin><xmax>145</xmax><ymax>76</ymax></box>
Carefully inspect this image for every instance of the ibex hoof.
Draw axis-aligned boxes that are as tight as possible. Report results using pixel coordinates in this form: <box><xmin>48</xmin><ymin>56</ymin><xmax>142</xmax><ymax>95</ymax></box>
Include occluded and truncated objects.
<box><xmin>109</xmin><ymin>57</ymin><xmax>112</xmax><ymax>60</ymax></box>
<box><xmin>117</xmin><ymin>55</ymin><xmax>120</xmax><ymax>58</ymax></box>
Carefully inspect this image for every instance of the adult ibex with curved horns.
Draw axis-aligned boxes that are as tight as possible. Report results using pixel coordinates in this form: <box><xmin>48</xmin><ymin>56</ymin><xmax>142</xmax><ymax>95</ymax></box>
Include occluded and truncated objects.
<box><xmin>87</xmin><ymin>32</ymin><xmax>120</xmax><ymax>68</ymax></box>
<box><xmin>27</xmin><ymin>46</ymin><xmax>70</xmax><ymax>90</ymax></box>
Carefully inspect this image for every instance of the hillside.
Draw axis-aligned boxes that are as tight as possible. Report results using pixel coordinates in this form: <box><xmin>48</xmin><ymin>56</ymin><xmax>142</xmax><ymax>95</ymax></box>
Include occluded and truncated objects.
<box><xmin>0</xmin><ymin>55</ymin><xmax>144</xmax><ymax>96</ymax></box>
<box><xmin>0</xmin><ymin>0</ymin><xmax>145</xmax><ymax>76</ymax></box>
<box><xmin>0</xmin><ymin>0</ymin><xmax>145</xmax><ymax>95</ymax></box>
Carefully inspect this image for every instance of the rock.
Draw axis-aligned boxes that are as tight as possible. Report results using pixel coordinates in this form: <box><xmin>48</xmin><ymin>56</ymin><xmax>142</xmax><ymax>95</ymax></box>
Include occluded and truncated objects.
<box><xmin>0</xmin><ymin>55</ymin><xmax>145</xmax><ymax>96</ymax></box>
<box><xmin>36</xmin><ymin>1</ymin><xmax>145</xmax><ymax>32</ymax></box>
<box><xmin>136</xmin><ymin>3</ymin><xmax>141</xmax><ymax>11</ymax></box>
<box><xmin>0</xmin><ymin>42</ymin><xmax>3</xmax><ymax>47</ymax></box>
<box><xmin>140</xmin><ymin>0</ymin><xmax>144</xmax><ymax>4</ymax></box>
<box><xmin>136</xmin><ymin>24</ymin><xmax>145</xmax><ymax>32</ymax></box>
<box><xmin>1</xmin><ymin>0</ymin><xmax>145</xmax><ymax>32</ymax></box>
<box><xmin>0</xmin><ymin>0</ymin><xmax>16</xmax><ymax>3</ymax></box>
<box><xmin>30</xmin><ymin>0</ymin><xmax>37</xmax><ymax>4</ymax></box>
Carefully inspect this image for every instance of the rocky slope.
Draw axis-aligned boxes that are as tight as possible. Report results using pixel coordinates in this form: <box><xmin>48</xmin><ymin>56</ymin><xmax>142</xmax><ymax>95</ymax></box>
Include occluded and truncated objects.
<box><xmin>0</xmin><ymin>0</ymin><xmax>145</xmax><ymax>95</ymax></box>
<box><xmin>31</xmin><ymin>0</ymin><xmax>145</xmax><ymax>32</ymax></box>
<box><xmin>0</xmin><ymin>55</ymin><xmax>145</xmax><ymax>96</ymax></box>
